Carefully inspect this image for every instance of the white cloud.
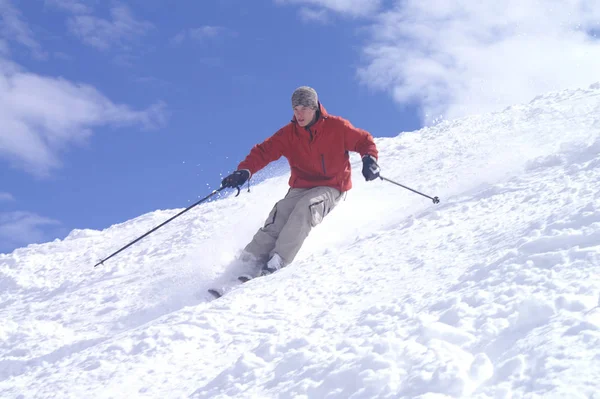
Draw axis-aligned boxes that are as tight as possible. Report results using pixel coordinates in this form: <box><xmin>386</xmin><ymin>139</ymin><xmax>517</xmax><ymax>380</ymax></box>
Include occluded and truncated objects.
<box><xmin>299</xmin><ymin>8</ymin><xmax>329</xmax><ymax>23</ymax></box>
<box><xmin>279</xmin><ymin>0</ymin><xmax>600</xmax><ymax>124</ymax></box>
<box><xmin>171</xmin><ymin>31</ymin><xmax>186</xmax><ymax>46</ymax></box>
<box><xmin>0</xmin><ymin>192</ymin><xmax>15</xmax><ymax>201</ymax></box>
<box><xmin>0</xmin><ymin>2</ymin><xmax>167</xmax><ymax>176</ymax></box>
<box><xmin>276</xmin><ymin>0</ymin><xmax>381</xmax><ymax>17</ymax></box>
<box><xmin>67</xmin><ymin>5</ymin><xmax>153</xmax><ymax>50</ymax></box>
<box><xmin>44</xmin><ymin>0</ymin><xmax>92</xmax><ymax>14</ymax></box>
<box><xmin>0</xmin><ymin>0</ymin><xmax>45</xmax><ymax>58</ymax></box>
<box><xmin>190</xmin><ymin>26</ymin><xmax>224</xmax><ymax>40</ymax></box>
<box><xmin>0</xmin><ymin>38</ymin><xmax>8</xmax><ymax>54</ymax></box>
<box><xmin>357</xmin><ymin>0</ymin><xmax>600</xmax><ymax>124</ymax></box>
<box><xmin>0</xmin><ymin>62</ymin><xmax>167</xmax><ymax>177</ymax></box>
<box><xmin>172</xmin><ymin>26</ymin><xmax>228</xmax><ymax>45</ymax></box>
<box><xmin>0</xmin><ymin>211</ymin><xmax>59</xmax><ymax>253</ymax></box>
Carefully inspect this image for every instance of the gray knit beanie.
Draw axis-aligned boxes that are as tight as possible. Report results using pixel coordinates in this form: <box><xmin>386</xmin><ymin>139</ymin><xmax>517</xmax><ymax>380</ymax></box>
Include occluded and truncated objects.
<box><xmin>291</xmin><ymin>86</ymin><xmax>318</xmax><ymax>109</ymax></box>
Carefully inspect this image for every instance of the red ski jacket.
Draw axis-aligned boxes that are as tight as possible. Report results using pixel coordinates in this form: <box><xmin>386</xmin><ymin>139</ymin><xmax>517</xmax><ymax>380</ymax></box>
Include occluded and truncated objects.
<box><xmin>238</xmin><ymin>103</ymin><xmax>378</xmax><ymax>193</ymax></box>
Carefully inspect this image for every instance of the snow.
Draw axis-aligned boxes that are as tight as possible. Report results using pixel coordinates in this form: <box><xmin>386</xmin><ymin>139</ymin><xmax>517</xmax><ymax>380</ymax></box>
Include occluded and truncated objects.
<box><xmin>1</xmin><ymin>83</ymin><xmax>600</xmax><ymax>398</ymax></box>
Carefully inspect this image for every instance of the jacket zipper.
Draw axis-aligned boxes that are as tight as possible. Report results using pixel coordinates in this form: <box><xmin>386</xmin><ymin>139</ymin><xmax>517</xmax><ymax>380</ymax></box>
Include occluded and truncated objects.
<box><xmin>304</xmin><ymin>125</ymin><xmax>324</xmax><ymax>175</ymax></box>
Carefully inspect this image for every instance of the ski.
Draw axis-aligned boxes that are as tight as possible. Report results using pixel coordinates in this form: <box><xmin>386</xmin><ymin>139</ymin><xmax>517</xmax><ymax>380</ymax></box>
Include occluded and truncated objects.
<box><xmin>207</xmin><ymin>274</ymin><xmax>254</xmax><ymax>299</ymax></box>
<box><xmin>207</xmin><ymin>269</ymin><xmax>275</xmax><ymax>299</ymax></box>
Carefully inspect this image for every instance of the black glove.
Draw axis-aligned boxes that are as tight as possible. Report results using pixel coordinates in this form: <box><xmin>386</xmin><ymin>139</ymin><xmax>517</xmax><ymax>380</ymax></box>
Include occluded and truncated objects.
<box><xmin>362</xmin><ymin>156</ymin><xmax>380</xmax><ymax>181</ymax></box>
<box><xmin>221</xmin><ymin>169</ymin><xmax>250</xmax><ymax>188</ymax></box>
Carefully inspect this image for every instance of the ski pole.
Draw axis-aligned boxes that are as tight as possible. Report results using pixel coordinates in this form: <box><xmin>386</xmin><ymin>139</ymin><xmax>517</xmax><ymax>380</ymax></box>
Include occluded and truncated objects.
<box><xmin>94</xmin><ymin>185</ymin><xmax>236</xmax><ymax>268</ymax></box>
<box><xmin>379</xmin><ymin>175</ymin><xmax>440</xmax><ymax>204</ymax></box>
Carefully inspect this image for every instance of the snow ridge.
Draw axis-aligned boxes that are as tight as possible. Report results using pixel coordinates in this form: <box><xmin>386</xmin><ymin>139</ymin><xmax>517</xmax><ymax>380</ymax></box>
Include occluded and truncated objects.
<box><xmin>1</xmin><ymin>83</ymin><xmax>599</xmax><ymax>398</ymax></box>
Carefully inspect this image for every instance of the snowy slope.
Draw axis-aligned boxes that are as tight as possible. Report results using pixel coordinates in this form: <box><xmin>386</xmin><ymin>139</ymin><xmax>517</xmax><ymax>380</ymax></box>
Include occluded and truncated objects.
<box><xmin>1</xmin><ymin>83</ymin><xmax>600</xmax><ymax>398</ymax></box>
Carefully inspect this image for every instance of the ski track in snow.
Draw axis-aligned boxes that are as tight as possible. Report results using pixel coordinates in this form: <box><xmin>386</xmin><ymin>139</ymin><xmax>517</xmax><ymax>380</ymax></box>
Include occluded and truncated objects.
<box><xmin>1</xmin><ymin>83</ymin><xmax>600</xmax><ymax>398</ymax></box>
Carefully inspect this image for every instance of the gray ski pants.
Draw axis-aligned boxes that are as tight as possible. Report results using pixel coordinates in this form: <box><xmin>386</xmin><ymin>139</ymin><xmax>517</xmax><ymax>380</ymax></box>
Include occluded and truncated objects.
<box><xmin>244</xmin><ymin>186</ymin><xmax>343</xmax><ymax>267</ymax></box>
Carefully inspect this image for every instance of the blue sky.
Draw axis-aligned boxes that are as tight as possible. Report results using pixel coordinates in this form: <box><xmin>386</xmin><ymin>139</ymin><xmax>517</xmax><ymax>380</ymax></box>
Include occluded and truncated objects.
<box><xmin>1</xmin><ymin>0</ymin><xmax>600</xmax><ymax>254</ymax></box>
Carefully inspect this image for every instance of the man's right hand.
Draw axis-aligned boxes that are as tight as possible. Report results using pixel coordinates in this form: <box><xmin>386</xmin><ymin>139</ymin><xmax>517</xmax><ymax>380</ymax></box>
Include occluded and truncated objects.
<box><xmin>221</xmin><ymin>170</ymin><xmax>250</xmax><ymax>188</ymax></box>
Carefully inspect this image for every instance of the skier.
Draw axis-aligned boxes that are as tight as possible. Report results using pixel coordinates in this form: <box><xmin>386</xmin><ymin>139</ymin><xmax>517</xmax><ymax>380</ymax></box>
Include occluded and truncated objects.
<box><xmin>221</xmin><ymin>86</ymin><xmax>380</xmax><ymax>276</ymax></box>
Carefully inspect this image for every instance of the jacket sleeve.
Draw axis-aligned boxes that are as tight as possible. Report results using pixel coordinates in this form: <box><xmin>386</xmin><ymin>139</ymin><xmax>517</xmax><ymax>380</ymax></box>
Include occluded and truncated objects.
<box><xmin>341</xmin><ymin>118</ymin><xmax>379</xmax><ymax>160</ymax></box>
<box><xmin>237</xmin><ymin>127</ymin><xmax>289</xmax><ymax>175</ymax></box>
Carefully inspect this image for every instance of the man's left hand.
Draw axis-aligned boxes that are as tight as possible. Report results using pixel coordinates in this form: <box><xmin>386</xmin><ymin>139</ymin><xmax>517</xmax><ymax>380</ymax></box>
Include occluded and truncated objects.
<box><xmin>362</xmin><ymin>155</ymin><xmax>380</xmax><ymax>181</ymax></box>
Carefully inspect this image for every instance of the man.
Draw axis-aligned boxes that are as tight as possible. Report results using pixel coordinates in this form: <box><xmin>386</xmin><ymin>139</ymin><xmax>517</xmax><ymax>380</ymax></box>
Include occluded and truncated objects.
<box><xmin>221</xmin><ymin>86</ymin><xmax>380</xmax><ymax>276</ymax></box>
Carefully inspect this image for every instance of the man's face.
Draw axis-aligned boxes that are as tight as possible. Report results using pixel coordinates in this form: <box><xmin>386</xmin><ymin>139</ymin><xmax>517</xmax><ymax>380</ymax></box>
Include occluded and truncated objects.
<box><xmin>293</xmin><ymin>105</ymin><xmax>317</xmax><ymax>127</ymax></box>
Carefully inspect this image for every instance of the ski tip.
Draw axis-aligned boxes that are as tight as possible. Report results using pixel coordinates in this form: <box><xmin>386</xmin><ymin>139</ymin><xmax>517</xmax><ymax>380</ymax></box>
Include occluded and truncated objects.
<box><xmin>207</xmin><ymin>288</ymin><xmax>222</xmax><ymax>299</ymax></box>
